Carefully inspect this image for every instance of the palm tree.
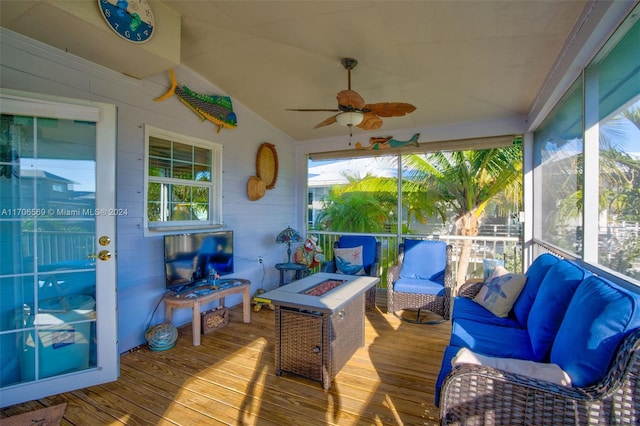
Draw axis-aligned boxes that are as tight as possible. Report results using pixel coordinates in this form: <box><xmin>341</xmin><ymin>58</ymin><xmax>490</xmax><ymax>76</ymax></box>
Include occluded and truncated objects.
<box><xmin>402</xmin><ymin>139</ymin><xmax>523</xmax><ymax>286</ymax></box>
<box><xmin>315</xmin><ymin>175</ymin><xmax>394</xmax><ymax>233</ymax></box>
<box><xmin>547</xmin><ymin>108</ymin><xmax>640</xmax><ymax>257</ymax></box>
<box><xmin>532</xmin><ymin>101</ymin><xmax>640</xmax><ymax>277</ymax></box>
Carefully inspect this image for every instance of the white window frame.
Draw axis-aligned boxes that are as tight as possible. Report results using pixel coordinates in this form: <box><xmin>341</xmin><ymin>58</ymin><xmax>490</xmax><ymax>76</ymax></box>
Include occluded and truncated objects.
<box><xmin>143</xmin><ymin>125</ymin><xmax>223</xmax><ymax>236</ymax></box>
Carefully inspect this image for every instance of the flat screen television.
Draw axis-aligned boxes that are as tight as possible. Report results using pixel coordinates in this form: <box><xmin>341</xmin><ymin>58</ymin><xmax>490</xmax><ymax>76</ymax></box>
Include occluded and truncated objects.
<box><xmin>164</xmin><ymin>231</ymin><xmax>233</xmax><ymax>290</ymax></box>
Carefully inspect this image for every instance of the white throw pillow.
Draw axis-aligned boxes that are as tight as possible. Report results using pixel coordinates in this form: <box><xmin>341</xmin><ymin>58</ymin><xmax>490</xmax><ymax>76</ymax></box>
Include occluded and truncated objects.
<box><xmin>473</xmin><ymin>266</ymin><xmax>527</xmax><ymax>317</ymax></box>
<box><xmin>452</xmin><ymin>347</ymin><xmax>572</xmax><ymax>386</ymax></box>
<box><xmin>333</xmin><ymin>246</ymin><xmax>366</xmax><ymax>275</ymax></box>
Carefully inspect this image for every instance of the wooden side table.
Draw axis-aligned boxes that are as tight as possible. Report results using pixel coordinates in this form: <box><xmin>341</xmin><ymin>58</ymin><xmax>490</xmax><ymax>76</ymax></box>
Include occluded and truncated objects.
<box><xmin>275</xmin><ymin>262</ymin><xmax>308</xmax><ymax>286</ymax></box>
<box><xmin>163</xmin><ymin>279</ymin><xmax>251</xmax><ymax>346</ymax></box>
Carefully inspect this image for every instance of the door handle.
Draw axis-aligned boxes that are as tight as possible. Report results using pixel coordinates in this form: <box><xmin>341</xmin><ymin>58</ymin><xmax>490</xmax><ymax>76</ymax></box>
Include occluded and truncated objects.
<box><xmin>98</xmin><ymin>250</ymin><xmax>111</xmax><ymax>261</ymax></box>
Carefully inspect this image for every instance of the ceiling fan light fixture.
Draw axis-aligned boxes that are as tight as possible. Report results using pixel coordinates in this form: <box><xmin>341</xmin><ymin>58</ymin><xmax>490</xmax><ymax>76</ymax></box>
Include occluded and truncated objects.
<box><xmin>336</xmin><ymin>111</ymin><xmax>364</xmax><ymax>127</ymax></box>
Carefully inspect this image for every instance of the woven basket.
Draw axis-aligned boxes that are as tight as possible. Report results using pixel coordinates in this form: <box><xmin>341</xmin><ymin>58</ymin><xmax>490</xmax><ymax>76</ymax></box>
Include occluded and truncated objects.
<box><xmin>201</xmin><ymin>307</ymin><xmax>229</xmax><ymax>334</ymax></box>
<box><xmin>247</xmin><ymin>176</ymin><xmax>266</xmax><ymax>201</ymax></box>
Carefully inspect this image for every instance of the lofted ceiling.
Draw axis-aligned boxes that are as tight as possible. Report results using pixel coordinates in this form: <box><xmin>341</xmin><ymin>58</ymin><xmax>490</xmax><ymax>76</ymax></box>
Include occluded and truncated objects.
<box><xmin>1</xmin><ymin>1</ymin><xmax>589</xmax><ymax>142</ymax></box>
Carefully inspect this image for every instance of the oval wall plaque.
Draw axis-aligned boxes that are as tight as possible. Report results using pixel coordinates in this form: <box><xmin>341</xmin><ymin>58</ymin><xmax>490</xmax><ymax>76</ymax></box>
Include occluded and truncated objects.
<box><xmin>256</xmin><ymin>143</ymin><xmax>278</xmax><ymax>189</ymax></box>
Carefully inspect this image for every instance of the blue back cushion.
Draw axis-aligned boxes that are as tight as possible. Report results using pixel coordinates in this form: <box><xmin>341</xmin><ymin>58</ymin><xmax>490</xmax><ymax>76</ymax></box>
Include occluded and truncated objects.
<box><xmin>513</xmin><ymin>253</ymin><xmax>561</xmax><ymax>327</ymax></box>
<box><xmin>399</xmin><ymin>239</ymin><xmax>447</xmax><ymax>280</ymax></box>
<box><xmin>338</xmin><ymin>235</ymin><xmax>376</xmax><ymax>272</ymax></box>
<box><xmin>551</xmin><ymin>275</ymin><xmax>640</xmax><ymax>387</ymax></box>
<box><xmin>527</xmin><ymin>260</ymin><xmax>590</xmax><ymax>360</ymax></box>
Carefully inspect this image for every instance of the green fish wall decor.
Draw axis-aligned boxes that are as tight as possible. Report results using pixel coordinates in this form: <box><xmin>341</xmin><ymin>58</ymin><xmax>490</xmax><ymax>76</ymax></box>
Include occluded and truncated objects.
<box><xmin>356</xmin><ymin>133</ymin><xmax>420</xmax><ymax>150</ymax></box>
<box><xmin>156</xmin><ymin>69</ymin><xmax>237</xmax><ymax>132</ymax></box>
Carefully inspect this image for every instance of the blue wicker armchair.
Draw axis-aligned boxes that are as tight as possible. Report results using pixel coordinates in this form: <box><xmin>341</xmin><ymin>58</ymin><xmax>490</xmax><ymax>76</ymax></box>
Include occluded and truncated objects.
<box><xmin>387</xmin><ymin>239</ymin><xmax>453</xmax><ymax>323</ymax></box>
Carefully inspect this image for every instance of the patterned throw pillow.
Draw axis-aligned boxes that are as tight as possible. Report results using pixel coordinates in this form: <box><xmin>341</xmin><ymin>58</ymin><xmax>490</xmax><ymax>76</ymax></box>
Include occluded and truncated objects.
<box><xmin>473</xmin><ymin>266</ymin><xmax>527</xmax><ymax>318</ymax></box>
<box><xmin>334</xmin><ymin>246</ymin><xmax>366</xmax><ymax>275</ymax></box>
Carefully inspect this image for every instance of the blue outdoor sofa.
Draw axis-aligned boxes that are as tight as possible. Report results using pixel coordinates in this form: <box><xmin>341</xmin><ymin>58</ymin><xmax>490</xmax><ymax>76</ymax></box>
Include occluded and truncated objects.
<box><xmin>437</xmin><ymin>253</ymin><xmax>640</xmax><ymax>425</ymax></box>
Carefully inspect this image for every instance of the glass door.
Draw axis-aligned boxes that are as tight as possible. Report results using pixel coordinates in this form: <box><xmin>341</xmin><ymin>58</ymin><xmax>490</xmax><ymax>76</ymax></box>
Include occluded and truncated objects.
<box><xmin>0</xmin><ymin>90</ymin><xmax>118</xmax><ymax>407</ymax></box>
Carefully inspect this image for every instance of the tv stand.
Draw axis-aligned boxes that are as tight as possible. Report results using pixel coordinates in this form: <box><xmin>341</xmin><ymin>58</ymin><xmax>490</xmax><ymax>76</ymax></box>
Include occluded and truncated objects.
<box><xmin>163</xmin><ymin>278</ymin><xmax>251</xmax><ymax>346</ymax></box>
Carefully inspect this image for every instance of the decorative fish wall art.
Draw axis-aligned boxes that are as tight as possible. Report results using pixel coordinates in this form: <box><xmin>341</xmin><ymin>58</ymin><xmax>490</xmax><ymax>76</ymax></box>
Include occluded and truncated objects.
<box><xmin>355</xmin><ymin>133</ymin><xmax>420</xmax><ymax>150</ymax></box>
<box><xmin>155</xmin><ymin>69</ymin><xmax>237</xmax><ymax>132</ymax></box>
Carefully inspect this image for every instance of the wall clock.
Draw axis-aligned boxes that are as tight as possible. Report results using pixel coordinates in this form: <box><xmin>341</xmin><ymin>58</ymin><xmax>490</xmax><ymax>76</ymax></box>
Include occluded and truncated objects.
<box><xmin>98</xmin><ymin>0</ymin><xmax>155</xmax><ymax>43</ymax></box>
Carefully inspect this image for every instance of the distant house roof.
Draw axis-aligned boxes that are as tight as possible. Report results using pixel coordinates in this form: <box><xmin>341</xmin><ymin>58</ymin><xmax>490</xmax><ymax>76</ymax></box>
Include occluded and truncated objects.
<box><xmin>20</xmin><ymin>169</ymin><xmax>78</xmax><ymax>184</ymax></box>
<box><xmin>72</xmin><ymin>191</ymin><xmax>95</xmax><ymax>200</ymax></box>
<box><xmin>308</xmin><ymin>157</ymin><xmax>397</xmax><ymax>187</ymax></box>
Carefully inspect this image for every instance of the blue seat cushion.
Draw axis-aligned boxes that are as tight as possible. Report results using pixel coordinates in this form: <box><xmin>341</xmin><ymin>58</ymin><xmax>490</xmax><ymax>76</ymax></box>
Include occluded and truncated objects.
<box><xmin>399</xmin><ymin>239</ymin><xmax>447</xmax><ymax>281</ymax></box>
<box><xmin>451</xmin><ymin>297</ymin><xmax>520</xmax><ymax>328</ymax></box>
<box><xmin>393</xmin><ymin>277</ymin><xmax>445</xmax><ymax>295</ymax></box>
<box><xmin>434</xmin><ymin>345</ymin><xmax>461</xmax><ymax>406</ymax></box>
<box><xmin>512</xmin><ymin>253</ymin><xmax>561</xmax><ymax>327</ymax></box>
<box><xmin>338</xmin><ymin>235</ymin><xmax>377</xmax><ymax>274</ymax></box>
<box><xmin>527</xmin><ymin>260</ymin><xmax>591</xmax><ymax>360</ymax></box>
<box><xmin>551</xmin><ymin>275</ymin><xmax>640</xmax><ymax>387</ymax></box>
<box><xmin>449</xmin><ymin>319</ymin><xmax>537</xmax><ymax>360</ymax></box>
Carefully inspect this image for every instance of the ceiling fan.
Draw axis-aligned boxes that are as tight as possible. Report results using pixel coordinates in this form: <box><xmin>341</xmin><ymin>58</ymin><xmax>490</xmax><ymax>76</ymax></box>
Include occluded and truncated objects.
<box><xmin>287</xmin><ymin>58</ymin><xmax>416</xmax><ymax>131</ymax></box>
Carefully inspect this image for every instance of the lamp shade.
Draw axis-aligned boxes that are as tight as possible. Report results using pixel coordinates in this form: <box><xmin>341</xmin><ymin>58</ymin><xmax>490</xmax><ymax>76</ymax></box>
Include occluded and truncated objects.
<box><xmin>336</xmin><ymin>111</ymin><xmax>364</xmax><ymax>127</ymax></box>
<box><xmin>276</xmin><ymin>226</ymin><xmax>303</xmax><ymax>264</ymax></box>
<box><xmin>276</xmin><ymin>226</ymin><xmax>303</xmax><ymax>245</ymax></box>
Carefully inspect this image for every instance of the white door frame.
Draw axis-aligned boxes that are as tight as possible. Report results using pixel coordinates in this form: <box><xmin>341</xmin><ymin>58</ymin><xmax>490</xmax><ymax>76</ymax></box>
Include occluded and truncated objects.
<box><xmin>0</xmin><ymin>89</ymin><xmax>119</xmax><ymax>407</ymax></box>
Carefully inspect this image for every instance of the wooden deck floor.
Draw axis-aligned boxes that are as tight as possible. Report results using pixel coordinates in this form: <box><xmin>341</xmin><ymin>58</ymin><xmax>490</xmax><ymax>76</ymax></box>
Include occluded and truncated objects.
<box><xmin>1</xmin><ymin>296</ymin><xmax>451</xmax><ymax>425</ymax></box>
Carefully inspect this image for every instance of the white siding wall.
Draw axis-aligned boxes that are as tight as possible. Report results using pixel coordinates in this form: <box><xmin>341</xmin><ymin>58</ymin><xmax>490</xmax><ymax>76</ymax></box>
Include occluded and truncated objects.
<box><xmin>1</xmin><ymin>29</ymin><xmax>298</xmax><ymax>352</ymax></box>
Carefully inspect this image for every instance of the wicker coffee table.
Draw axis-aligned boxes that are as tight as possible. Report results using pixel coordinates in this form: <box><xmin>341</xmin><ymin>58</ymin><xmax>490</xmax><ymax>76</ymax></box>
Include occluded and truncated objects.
<box><xmin>260</xmin><ymin>273</ymin><xmax>379</xmax><ymax>389</ymax></box>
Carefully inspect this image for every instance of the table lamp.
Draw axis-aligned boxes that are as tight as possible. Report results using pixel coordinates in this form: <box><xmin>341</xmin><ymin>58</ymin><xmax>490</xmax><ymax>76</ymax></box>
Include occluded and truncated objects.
<box><xmin>276</xmin><ymin>226</ymin><xmax>303</xmax><ymax>264</ymax></box>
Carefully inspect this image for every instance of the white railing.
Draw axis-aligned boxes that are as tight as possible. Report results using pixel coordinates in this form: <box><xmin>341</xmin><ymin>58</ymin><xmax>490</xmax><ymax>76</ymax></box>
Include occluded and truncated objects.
<box><xmin>21</xmin><ymin>231</ymin><xmax>96</xmax><ymax>265</ymax></box>
<box><xmin>309</xmin><ymin>231</ymin><xmax>522</xmax><ymax>289</ymax></box>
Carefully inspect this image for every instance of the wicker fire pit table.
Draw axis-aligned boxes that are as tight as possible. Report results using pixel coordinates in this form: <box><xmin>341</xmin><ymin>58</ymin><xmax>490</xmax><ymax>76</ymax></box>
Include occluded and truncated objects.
<box><xmin>259</xmin><ymin>272</ymin><xmax>379</xmax><ymax>389</ymax></box>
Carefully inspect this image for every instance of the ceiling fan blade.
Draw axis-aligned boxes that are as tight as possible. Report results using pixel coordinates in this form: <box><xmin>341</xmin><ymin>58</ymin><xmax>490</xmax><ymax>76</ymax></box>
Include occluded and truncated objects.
<box><xmin>366</xmin><ymin>102</ymin><xmax>416</xmax><ymax>117</ymax></box>
<box><xmin>286</xmin><ymin>108</ymin><xmax>340</xmax><ymax>112</ymax></box>
<box><xmin>290</xmin><ymin>58</ymin><xmax>416</xmax><ymax>132</ymax></box>
<box><xmin>313</xmin><ymin>114</ymin><xmax>339</xmax><ymax>129</ymax></box>
<box><xmin>358</xmin><ymin>112</ymin><xmax>383</xmax><ymax>130</ymax></box>
<box><xmin>336</xmin><ymin>90</ymin><xmax>366</xmax><ymax>110</ymax></box>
